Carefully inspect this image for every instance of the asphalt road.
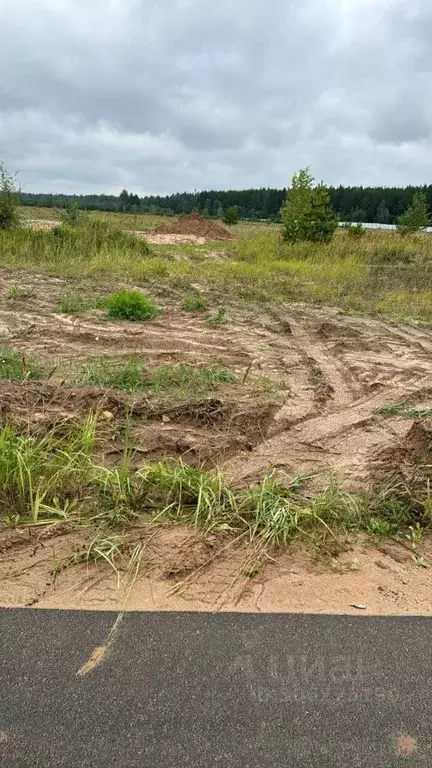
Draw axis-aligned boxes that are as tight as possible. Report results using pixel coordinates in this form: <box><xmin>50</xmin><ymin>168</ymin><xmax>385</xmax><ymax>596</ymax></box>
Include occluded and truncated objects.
<box><xmin>0</xmin><ymin>609</ymin><xmax>431</xmax><ymax>767</ymax></box>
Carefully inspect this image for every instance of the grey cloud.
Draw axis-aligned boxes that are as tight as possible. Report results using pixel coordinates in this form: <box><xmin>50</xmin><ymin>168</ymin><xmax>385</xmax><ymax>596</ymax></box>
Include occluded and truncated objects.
<box><xmin>0</xmin><ymin>0</ymin><xmax>431</xmax><ymax>194</ymax></box>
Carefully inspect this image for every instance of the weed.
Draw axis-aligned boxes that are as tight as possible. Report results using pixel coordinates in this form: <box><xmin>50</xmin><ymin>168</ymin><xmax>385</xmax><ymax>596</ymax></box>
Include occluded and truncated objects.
<box><xmin>0</xmin><ymin>349</ymin><xmax>43</xmax><ymax>381</ymax></box>
<box><xmin>181</xmin><ymin>293</ymin><xmax>207</xmax><ymax>312</ymax></box>
<box><xmin>0</xmin><ymin>417</ymin><xmax>96</xmax><ymax>522</ymax></box>
<box><xmin>308</xmin><ymin>362</ymin><xmax>325</xmax><ymax>386</ymax></box>
<box><xmin>243</xmin><ymin>561</ymin><xmax>261</xmax><ymax>578</ymax></box>
<box><xmin>405</xmin><ymin>522</ymin><xmax>424</xmax><ymax>550</ymax></box>
<box><xmin>367</xmin><ymin>517</ymin><xmax>394</xmax><ymax>536</ymax></box>
<box><xmin>59</xmin><ymin>534</ymin><xmax>125</xmax><ymax>583</ymax></box>
<box><xmin>107</xmin><ymin>291</ymin><xmax>159</xmax><ymax>322</ymax></box>
<box><xmin>6</xmin><ymin>283</ymin><xmax>33</xmax><ymax>301</ymax></box>
<box><xmin>206</xmin><ymin>306</ymin><xmax>228</xmax><ymax>325</ymax></box>
<box><xmin>376</xmin><ymin>402</ymin><xmax>432</xmax><ymax>419</ymax></box>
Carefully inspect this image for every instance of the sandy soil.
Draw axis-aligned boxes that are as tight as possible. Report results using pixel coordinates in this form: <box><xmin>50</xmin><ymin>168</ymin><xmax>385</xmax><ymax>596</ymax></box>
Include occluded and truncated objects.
<box><xmin>25</xmin><ymin>219</ymin><xmax>213</xmax><ymax>245</ymax></box>
<box><xmin>144</xmin><ymin>233</ymin><xmax>206</xmax><ymax>245</ymax></box>
<box><xmin>1</xmin><ymin>525</ymin><xmax>431</xmax><ymax>615</ymax></box>
<box><xmin>1</xmin><ymin>270</ymin><xmax>432</xmax><ymax>613</ymax></box>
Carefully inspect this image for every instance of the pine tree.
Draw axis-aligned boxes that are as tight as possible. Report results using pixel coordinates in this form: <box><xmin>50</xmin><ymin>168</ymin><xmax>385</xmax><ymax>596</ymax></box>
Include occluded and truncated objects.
<box><xmin>223</xmin><ymin>207</ymin><xmax>238</xmax><ymax>225</ymax></box>
<box><xmin>281</xmin><ymin>168</ymin><xmax>338</xmax><ymax>243</ymax></box>
<box><xmin>376</xmin><ymin>199</ymin><xmax>390</xmax><ymax>225</ymax></box>
<box><xmin>396</xmin><ymin>192</ymin><xmax>430</xmax><ymax>234</ymax></box>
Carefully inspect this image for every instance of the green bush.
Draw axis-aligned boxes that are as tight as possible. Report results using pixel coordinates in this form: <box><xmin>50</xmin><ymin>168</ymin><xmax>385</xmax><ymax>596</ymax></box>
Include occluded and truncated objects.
<box><xmin>59</xmin><ymin>200</ymin><xmax>84</xmax><ymax>227</ymax></box>
<box><xmin>0</xmin><ymin>162</ymin><xmax>20</xmax><ymax>230</ymax></box>
<box><xmin>223</xmin><ymin>207</ymin><xmax>239</xmax><ymax>225</ymax></box>
<box><xmin>107</xmin><ymin>291</ymin><xmax>159</xmax><ymax>321</ymax></box>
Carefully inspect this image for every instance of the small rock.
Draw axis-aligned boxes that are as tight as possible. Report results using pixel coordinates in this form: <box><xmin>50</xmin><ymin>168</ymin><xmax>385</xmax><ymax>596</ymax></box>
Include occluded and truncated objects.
<box><xmin>350</xmin><ymin>603</ymin><xmax>368</xmax><ymax>610</ymax></box>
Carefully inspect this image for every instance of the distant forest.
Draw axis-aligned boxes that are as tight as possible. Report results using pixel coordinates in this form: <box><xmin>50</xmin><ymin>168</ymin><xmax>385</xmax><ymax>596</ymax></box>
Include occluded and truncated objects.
<box><xmin>20</xmin><ymin>184</ymin><xmax>432</xmax><ymax>224</ymax></box>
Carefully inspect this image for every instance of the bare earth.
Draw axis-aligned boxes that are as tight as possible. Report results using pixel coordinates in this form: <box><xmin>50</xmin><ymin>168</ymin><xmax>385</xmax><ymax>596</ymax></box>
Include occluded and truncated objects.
<box><xmin>1</xmin><ymin>270</ymin><xmax>432</xmax><ymax>614</ymax></box>
<box><xmin>26</xmin><ymin>218</ymin><xmax>213</xmax><ymax>244</ymax></box>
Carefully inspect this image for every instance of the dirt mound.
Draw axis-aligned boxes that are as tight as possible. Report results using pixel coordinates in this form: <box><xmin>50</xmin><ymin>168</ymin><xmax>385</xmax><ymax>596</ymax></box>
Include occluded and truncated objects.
<box><xmin>156</xmin><ymin>213</ymin><xmax>234</xmax><ymax>241</ymax></box>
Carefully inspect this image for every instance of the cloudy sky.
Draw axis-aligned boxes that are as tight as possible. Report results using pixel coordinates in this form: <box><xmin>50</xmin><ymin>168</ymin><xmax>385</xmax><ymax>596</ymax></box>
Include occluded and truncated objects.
<box><xmin>0</xmin><ymin>0</ymin><xmax>430</xmax><ymax>195</ymax></box>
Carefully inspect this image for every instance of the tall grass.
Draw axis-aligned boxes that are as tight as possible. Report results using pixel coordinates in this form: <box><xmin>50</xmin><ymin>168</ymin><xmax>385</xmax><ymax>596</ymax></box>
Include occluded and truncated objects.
<box><xmin>0</xmin><ymin>417</ymin><xmax>97</xmax><ymax>522</ymax></box>
<box><xmin>1</xmin><ymin>422</ymin><xmax>431</xmax><ymax>550</ymax></box>
<box><xmin>1</xmin><ymin>223</ymin><xmax>432</xmax><ymax>324</ymax></box>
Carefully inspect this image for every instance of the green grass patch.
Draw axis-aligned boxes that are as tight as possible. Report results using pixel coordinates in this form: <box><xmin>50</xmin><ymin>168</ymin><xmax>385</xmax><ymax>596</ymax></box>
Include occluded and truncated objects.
<box><xmin>56</xmin><ymin>293</ymin><xmax>108</xmax><ymax>314</ymax></box>
<box><xmin>376</xmin><ymin>402</ymin><xmax>432</xmax><ymax>419</ymax></box>
<box><xmin>1</xmin><ymin>420</ymin><xmax>431</xmax><ymax>559</ymax></box>
<box><xmin>78</xmin><ymin>359</ymin><xmax>237</xmax><ymax>396</ymax></box>
<box><xmin>0</xmin><ymin>349</ymin><xmax>44</xmax><ymax>381</ymax></box>
<box><xmin>106</xmin><ymin>291</ymin><xmax>159</xmax><ymax>321</ymax></box>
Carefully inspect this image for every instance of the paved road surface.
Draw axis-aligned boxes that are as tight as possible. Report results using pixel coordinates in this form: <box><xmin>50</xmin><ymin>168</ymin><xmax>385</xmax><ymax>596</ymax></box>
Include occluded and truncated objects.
<box><xmin>0</xmin><ymin>609</ymin><xmax>431</xmax><ymax>767</ymax></box>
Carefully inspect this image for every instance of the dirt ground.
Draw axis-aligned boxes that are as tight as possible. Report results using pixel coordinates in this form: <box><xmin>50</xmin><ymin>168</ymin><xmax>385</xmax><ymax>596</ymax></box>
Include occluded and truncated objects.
<box><xmin>25</xmin><ymin>218</ymin><xmax>220</xmax><ymax>245</ymax></box>
<box><xmin>1</xmin><ymin>270</ymin><xmax>432</xmax><ymax>613</ymax></box>
<box><xmin>2</xmin><ymin>525</ymin><xmax>431</xmax><ymax>615</ymax></box>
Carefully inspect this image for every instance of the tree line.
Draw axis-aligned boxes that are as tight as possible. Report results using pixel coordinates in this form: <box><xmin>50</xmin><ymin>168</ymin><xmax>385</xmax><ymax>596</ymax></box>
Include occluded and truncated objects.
<box><xmin>17</xmin><ymin>184</ymin><xmax>432</xmax><ymax>223</ymax></box>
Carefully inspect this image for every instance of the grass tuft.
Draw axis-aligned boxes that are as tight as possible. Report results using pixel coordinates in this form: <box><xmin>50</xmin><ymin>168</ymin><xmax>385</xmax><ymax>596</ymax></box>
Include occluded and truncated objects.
<box><xmin>106</xmin><ymin>291</ymin><xmax>159</xmax><ymax>322</ymax></box>
<box><xmin>376</xmin><ymin>402</ymin><xmax>432</xmax><ymax>419</ymax></box>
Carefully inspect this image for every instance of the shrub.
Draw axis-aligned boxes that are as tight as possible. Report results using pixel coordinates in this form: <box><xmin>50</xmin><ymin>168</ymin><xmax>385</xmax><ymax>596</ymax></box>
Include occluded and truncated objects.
<box><xmin>181</xmin><ymin>293</ymin><xmax>207</xmax><ymax>312</ymax></box>
<box><xmin>223</xmin><ymin>207</ymin><xmax>239</xmax><ymax>225</ymax></box>
<box><xmin>0</xmin><ymin>162</ymin><xmax>20</xmax><ymax>230</ymax></box>
<box><xmin>59</xmin><ymin>200</ymin><xmax>83</xmax><ymax>227</ymax></box>
<box><xmin>107</xmin><ymin>291</ymin><xmax>159</xmax><ymax>321</ymax></box>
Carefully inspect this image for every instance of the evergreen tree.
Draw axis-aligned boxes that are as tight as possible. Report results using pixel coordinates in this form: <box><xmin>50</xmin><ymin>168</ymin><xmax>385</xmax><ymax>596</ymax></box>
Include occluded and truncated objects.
<box><xmin>396</xmin><ymin>192</ymin><xmax>430</xmax><ymax>234</ymax></box>
<box><xmin>223</xmin><ymin>207</ymin><xmax>238</xmax><ymax>225</ymax></box>
<box><xmin>119</xmin><ymin>189</ymin><xmax>130</xmax><ymax>212</ymax></box>
<box><xmin>376</xmin><ymin>199</ymin><xmax>390</xmax><ymax>224</ymax></box>
<box><xmin>281</xmin><ymin>168</ymin><xmax>338</xmax><ymax>244</ymax></box>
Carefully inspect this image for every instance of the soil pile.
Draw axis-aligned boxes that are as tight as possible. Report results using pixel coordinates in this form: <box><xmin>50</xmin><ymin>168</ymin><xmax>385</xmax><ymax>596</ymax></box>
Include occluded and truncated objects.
<box><xmin>156</xmin><ymin>213</ymin><xmax>234</xmax><ymax>241</ymax></box>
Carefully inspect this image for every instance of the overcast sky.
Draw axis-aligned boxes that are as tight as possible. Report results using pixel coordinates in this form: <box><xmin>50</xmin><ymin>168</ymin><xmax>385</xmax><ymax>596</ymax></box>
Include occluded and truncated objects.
<box><xmin>0</xmin><ymin>0</ymin><xmax>431</xmax><ymax>195</ymax></box>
